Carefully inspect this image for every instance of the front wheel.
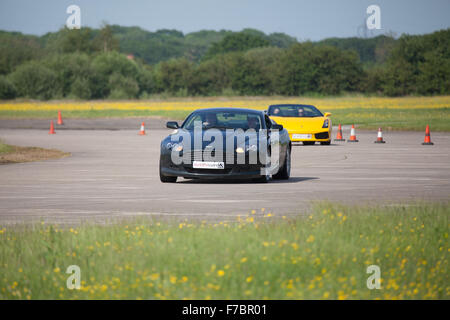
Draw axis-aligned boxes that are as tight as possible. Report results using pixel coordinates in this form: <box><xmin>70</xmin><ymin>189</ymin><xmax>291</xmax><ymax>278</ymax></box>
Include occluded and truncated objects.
<box><xmin>159</xmin><ymin>161</ymin><xmax>177</xmax><ymax>183</ymax></box>
<box><xmin>320</xmin><ymin>141</ymin><xmax>331</xmax><ymax>145</ymax></box>
<box><xmin>160</xmin><ymin>174</ymin><xmax>177</xmax><ymax>183</ymax></box>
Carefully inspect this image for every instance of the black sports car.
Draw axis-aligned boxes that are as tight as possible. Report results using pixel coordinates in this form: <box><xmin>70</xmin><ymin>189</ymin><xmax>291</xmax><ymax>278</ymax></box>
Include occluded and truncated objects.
<box><xmin>159</xmin><ymin>108</ymin><xmax>291</xmax><ymax>183</ymax></box>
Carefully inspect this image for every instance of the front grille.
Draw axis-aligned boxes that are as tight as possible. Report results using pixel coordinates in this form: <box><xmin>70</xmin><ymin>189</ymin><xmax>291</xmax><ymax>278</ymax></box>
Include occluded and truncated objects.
<box><xmin>185</xmin><ymin>168</ymin><xmax>232</xmax><ymax>175</ymax></box>
<box><xmin>315</xmin><ymin>132</ymin><xmax>329</xmax><ymax>139</ymax></box>
<box><xmin>181</xmin><ymin>150</ymin><xmax>260</xmax><ymax>165</ymax></box>
<box><xmin>182</xmin><ymin>150</ymin><xmax>227</xmax><ymax>162</ymax></box>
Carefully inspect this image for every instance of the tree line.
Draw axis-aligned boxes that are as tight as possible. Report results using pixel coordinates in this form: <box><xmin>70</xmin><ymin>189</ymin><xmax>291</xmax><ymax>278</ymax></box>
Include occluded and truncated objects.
<box><xmin>0</xmin><ymin>26</ymin><xmax>448</xmax><ymax>100</ymax></box>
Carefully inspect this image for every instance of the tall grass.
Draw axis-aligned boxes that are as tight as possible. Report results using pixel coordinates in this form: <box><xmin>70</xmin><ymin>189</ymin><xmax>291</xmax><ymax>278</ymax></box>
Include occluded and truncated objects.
<box><xmin>0</xmin><ymin>203</ymin><xmax>448</xmax><ymax>299</ymax></box>
<box><xmin>1</xmin><ymin>96</ymin><xmax>449</xmax><ymax>131</ymax></box>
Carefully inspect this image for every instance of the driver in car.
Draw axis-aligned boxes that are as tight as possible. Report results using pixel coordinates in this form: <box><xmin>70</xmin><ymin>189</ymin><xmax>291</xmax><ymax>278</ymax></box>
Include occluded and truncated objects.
<box><xmin>203</xmin><ymin>113</ymin><xmax>218</xmax><ymax>127</ymax></box>
<box><xmin>247</xmin><ymin>116</ymin><xmax>259</xmax><ymax>130</ymax></box>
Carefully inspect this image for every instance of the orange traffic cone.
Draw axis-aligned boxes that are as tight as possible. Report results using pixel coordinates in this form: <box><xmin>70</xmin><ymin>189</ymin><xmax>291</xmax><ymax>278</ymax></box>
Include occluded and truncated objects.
<box><xmin>57</xmin><ymin>110</ymin><xmax>64</xmax><ymax>125</ymax></box>
<box><xmin>374</xmin><ymin>128</ymin><xmax>386</xmax><ymax>143</ymax></box>
<box><xmin>139</xmin><ymin>122</ymin><xmax>146</xmax><ymax>135</ymax></box>
<box><xmin>422</xmin><ymin>125</ymin><xmax>434</xmax><ymax>145</ymax></box>
<box><xmin>49</xmin><ymin>120</ymin><xmax>56</xmax><ymax>134</ymax></box>
<box><xmin>334</xmin><ymin>124</ymin><xmax>345</xmax><ymax>141</ymax></box>
<box><xmin>347</xmin><ymin>124</ymin><xmax>358</xmax><ymax>142</ymax></box>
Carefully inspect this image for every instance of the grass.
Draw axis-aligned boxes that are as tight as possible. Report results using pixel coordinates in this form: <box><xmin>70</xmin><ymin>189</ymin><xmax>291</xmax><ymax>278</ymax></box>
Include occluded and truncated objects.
<box><xmin>0</xmin><ymin>140</ymin><xmax>70</xmax><ymax>164</ymax></box>
<box><xmin>0</xmin><ymin>203</ymin><xmax>448</xmax><ymax>300</ymax></box>
<box><xmin>0</xmin><ymin>141</ymin><xmax>13</xmax><ymax>154</ymax></box>
<box><xmin>329</xmin><ymin>107</ymin><xmax>450</xmax><ymax>132</ymax></box>
<box><xmin>0</xmin><ymin>96</ymin><xmax>449</xmax><ymax>131</ymax></box>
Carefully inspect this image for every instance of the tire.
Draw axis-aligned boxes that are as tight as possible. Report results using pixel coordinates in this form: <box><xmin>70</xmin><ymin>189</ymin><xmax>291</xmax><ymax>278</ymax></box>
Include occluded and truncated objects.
<box><xmin>320</xmin><ymin>140</ymin><xmax>331</xmax><ymax>145</ymax></box>
<box><xmin>273</xmin><ymin>147</ymin><xmax>290</xmax><ymax>180</ymax></box>
<box><xmin>159</xmin><ymin>161</ymin><xmax>177</xmax><ymax>183</ymax></box>
<box><xmin>303</xmin><ymin>141</ymin><xmax>315</xmax><ymax>146</ymax></box>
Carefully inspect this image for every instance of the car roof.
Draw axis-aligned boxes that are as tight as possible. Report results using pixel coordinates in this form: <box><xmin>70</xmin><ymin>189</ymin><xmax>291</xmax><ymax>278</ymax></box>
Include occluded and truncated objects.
<box><xmin>191</xmin><ymin>108</ymin><xmax>265</xmax><ymax>115</ymax></box>
<box><xmin>269</xmin><ymin>104</ymin><xmax>317</xmax><ymax>108</ymax></box>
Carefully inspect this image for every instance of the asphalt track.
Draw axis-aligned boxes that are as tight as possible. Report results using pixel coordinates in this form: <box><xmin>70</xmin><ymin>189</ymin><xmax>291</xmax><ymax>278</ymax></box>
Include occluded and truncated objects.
<box><xmin>0</xmin><ymin>125</ymin><xmax>449</xmax><ymax>225</ymax></box>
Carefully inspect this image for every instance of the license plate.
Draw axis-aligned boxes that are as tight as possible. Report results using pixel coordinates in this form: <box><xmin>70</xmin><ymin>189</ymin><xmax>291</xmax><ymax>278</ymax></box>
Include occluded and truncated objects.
<box><xmin>293</xmin><ymin>134</ymin><xmax>312</xmax><ymax>140</ymax></box>
<box><xmin>192</xmin><ymin>161</ymin><xmax>225</xmax><ymax>169</ymax></box>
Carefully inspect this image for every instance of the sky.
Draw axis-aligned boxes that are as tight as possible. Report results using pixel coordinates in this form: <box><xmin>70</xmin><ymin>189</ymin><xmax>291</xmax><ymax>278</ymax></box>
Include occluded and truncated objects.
<box><xmin>0</xmin><ymin>0</ymin><xmax>449</xmax><ymax>41</ymax></box>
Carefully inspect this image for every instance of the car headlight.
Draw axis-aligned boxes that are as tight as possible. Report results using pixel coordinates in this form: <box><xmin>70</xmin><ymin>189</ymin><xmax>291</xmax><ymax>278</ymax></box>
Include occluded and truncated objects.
<box><xmin>166</xmin><ymin>143</ymin><xmax>183</xmax><ymax>152</ymax></box>
<box><xmin>322</xmin><ymin>119</ymin><xmax>329</xmax><ymax>128</ymax></box>
<box><xmin>174</xmin><ymin>144</ymin><xmax>183</xmax><ymax>152</ymax></box>
<box><xmin>236</xmin><ymin>145</ymin><xmax>257</xmax><ymax>153</ymax></box>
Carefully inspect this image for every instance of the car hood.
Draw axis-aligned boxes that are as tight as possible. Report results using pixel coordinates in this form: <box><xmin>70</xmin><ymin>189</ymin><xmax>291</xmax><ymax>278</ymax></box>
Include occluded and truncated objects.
<box><xmin>270</xmin><ymin>116</ymin><xmax>326</xmax><ymax>131</ymax></box>
<box><xmin>165</xmin><ymin>128</ymin><xmax>261</xmax><ymax>150</ymax></box>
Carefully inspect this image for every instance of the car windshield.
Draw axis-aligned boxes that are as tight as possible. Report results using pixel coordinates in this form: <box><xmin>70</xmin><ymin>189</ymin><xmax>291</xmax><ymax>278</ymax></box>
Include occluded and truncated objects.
<box><xmin>183</xmin><ymin>111</ymin><xmax>263</xmax><ymax>130</ymax></box>
<box><xmin>268</xmin><ymin>105</ymin><xmax>323</xmax><ymax>118</ymax></box>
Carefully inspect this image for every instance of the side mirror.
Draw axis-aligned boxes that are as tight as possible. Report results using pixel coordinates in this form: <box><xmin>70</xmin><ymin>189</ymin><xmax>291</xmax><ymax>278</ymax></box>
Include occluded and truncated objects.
<box><xmin>271</xmin><ymin>124</ymin><xmax>283</xmax><ymax>131</ymax></box>
<box><xmin>324</xmin><ymin>112</ymin><xmax>332</xmax><ymax>117</ymax></box>
<box><xmin>166</xmin><ymin>121</ymin><xmax>179</xmax><ymax>129</ymax></box>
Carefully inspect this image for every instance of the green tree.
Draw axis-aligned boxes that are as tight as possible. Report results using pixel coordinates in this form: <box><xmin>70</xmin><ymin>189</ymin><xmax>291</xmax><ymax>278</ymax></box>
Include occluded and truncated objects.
<box><xmin>44</xmin><ymin>53</ymin><xmax>94</xmax><ymax>97</ymax></box>
<box><xmin>155</xmin><ymin>58</ymin><xmax>194</xmax><ymax>94</ymax></box>
<box><xmin>92</xmin><ymin>52</ymin><xmax>140</xmax><ymax>97</ymax></box>
<box><xmin>0</xmin><ymin>31</ymin><xmax>43</xmax><ymax>75</ymax></box>
<box><xmin>191</xmin><ymin>53</ymin><xmax>237</xmax><ymax>95</ymax></box>
<box><xmin>418</xmin><ymin>50</ymin><xmax>450</xmax><ymax>94</ymax></box>
<box><xmin>137</xmin><ymin>66</ymin><xmax>156</xmax><ymax>96</ymax></box>
<box><xmin>70</xmin><ymin>77</ymin><xmax>92</xmax><ymax>99</ymax></box>
<box><xmin>275</xmin><ymin>43</ymin><xmax>317</xmax><ymax>95</ymax></box>
<box><xmin>94</xmin><ymin>24</ymin><xmax>119</xmax><ymax>52</ymax></box>
<box><xmin>0</xmin><ymin>75</ymin><xmax>16</xmax><ymax>99</ymax></box>
<box><xmin>9</xmin><ymin>61</ymin><xmax>58</xmax><ymax>99</ymax></box>
<box><xmin>61</xmin><ymin>28</ymin><xmax>96</xmax><ymax>54</ymax></box>
<box><xmin>204</xmin><ymin>32</ymin><xmax>270</xmax><ymax>60</ymax></box>
<box><xmin>108</xmin><ymin>73</ymin><xmax>139</xmax><ymax>99</ymax></box>
<box><xmin>229</xmin><ymin>47</ymin><xmax>282</xmax><ymax>95</ymax></box>
<box><xmin>275</xmin><ymin>43</ymin><xmax>363</xmax><ymax>95</ymax></box>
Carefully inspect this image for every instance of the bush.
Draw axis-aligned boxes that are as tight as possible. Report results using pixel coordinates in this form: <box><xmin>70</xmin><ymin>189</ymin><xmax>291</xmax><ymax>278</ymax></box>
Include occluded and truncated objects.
<box><xmin>9</xmin><ymin>61</ymin><xmax>58</xmax><ymax>100</ymax></box>
<box><xmin>0</xmin><ymin>76</ymin><xmax>16</xmax><ymax>99</ymax></box>
<box><xmin>191</xmin><ymin>53</ymin><xmax>236</xmax><ymax>95</ymax></box>
<box><xmin>108</xmin><ymin>73</ymin><xmax>139</xmax><ymax>99</ymax></box>
<box><xmin>275</xmin><ymin>43</ymin><xmax>363</xmax><ymax>95</ymax></box>
<box><xmin>137</xmin><ymin>67</ymin><xmax>156</xmax><ymax>96</ymax></box>
<box><xmin>230</xmin><ymin>54</ymin><xmax>271</xmax><ymax>95</ymax></box>
<box><xmin>70</xmin><ymin>77</ymin><xmax>92</xmax><ymax>99</ymax></box>
<box><xmin>155</xmin><ymin>58</ymin><xmax>194</xmax><ymax>94</ymax></box>
<box><xmin>204</xmin><ymin>32</ymin><xmax>271</xmax><ymax>60</ymax></box>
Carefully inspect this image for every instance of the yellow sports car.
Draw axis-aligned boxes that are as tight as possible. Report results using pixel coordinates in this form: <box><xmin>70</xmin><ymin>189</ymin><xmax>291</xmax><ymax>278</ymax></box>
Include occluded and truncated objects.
<box><xmin>268</xmin><ymin>104</ymin><xmax>332</xmax><ymax>145</ymax></box>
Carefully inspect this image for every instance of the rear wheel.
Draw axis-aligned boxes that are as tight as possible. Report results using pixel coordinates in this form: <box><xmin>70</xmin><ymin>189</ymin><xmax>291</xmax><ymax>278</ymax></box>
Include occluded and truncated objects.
<box><xmin>273</xmin><ymin>147</ymin><xmax>290</xmax><ymax>180</ymax></box>
<box><xmin>303</xmin><ymin>141</ymin><xmax>315</xmax><ymax>146</ymax></box>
